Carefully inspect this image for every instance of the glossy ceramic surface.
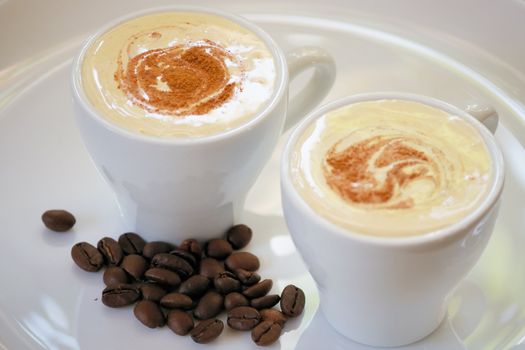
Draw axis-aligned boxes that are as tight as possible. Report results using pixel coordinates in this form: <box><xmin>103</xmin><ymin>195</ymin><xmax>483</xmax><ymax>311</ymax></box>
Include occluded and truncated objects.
<box><xmin>281</xmin><ymin>93</ymin><xmax>504</xmax><ymax>346</ymax></box>
<box><xmin>1</xmin><ymin>2</ymin><xmax>525</xmax><ymax>349</ymax></box>
<box><xmin>72</xmin><ymin>6</ymin><xmax>335</xmax><ymax>242</ymax></box>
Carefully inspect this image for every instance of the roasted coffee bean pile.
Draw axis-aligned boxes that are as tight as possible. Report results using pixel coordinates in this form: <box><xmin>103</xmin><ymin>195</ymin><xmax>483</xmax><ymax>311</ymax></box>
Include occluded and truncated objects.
<box><xmin>71</xmin><ymin>224</ymin><xmax>305</xmax><ymax>346</ymax></box>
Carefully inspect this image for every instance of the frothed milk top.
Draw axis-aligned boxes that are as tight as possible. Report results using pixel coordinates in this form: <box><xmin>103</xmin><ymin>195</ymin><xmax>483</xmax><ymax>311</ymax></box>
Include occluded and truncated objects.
<box><xmin>290</xmin><ymin>100</ymin><xmax>492</xmax><ymax>237</ymax></box>
<box><xmin>81</xmin><ymin>12</ymin><xmax>276</xmax><ymax>138</ymax></box>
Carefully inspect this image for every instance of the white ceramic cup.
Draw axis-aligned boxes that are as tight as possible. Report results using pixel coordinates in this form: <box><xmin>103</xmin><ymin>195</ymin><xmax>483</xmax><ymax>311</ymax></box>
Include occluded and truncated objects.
<box><xmin>281</xmin><ymin>92</ymin><xmax>505</xmax><ymax>347</ymax></box>
<box><xmin>72</xmin><ymin>6</ymin><xmax>335</xmax><ymax>241</ymax></box>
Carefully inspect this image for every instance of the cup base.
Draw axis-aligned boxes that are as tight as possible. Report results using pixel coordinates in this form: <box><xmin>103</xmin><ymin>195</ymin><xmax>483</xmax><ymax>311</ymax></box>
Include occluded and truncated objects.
<box><xmin>320</xmin><ymin>303</ymin><xmax>447</xmax><ymax>347</ymax></box>
<box><xmin>118</xmin><ymin>196</ymin><xmax>245</xmax><ymax>242</ymax></box>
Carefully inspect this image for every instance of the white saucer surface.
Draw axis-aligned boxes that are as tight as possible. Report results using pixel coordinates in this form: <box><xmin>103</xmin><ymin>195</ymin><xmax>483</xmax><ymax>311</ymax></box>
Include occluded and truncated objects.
<box><xmin>1</xmin><ymin>9</ymin><xmax>525</xmax><ymax>350</ymax></box>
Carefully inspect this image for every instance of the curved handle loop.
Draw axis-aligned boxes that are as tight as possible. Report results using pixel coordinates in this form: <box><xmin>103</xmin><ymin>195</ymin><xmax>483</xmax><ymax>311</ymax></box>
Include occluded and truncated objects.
<box><xmin>465</xmin><ymin>103</ymin><xmax>499</xmax><ymax>134</ymax></box>
<box><xmin>284</xmin><ymin>46</ymin><xmax>336</xmax><ymax>131</ymax></box>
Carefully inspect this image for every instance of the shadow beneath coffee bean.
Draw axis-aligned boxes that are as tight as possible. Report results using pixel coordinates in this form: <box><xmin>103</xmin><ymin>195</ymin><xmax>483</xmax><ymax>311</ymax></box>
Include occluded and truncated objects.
<box><xmin>295</xmin><ymin>308</ymin><xmax>466</xmax><ymax>350</ymax></box>
<box><xmin>40</xmin><ymin>227</ymin><xmax>80</xmax><ymax>247</ymax></box>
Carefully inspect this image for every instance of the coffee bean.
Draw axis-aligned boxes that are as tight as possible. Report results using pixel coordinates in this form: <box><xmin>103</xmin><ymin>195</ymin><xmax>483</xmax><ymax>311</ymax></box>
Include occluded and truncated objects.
<box><xmin>97</xmin><ymin>237</ymin><xmax>123</xmax><ymax>266</ymax></box>
<box><xmin>68</xmin><ymin>226</ymin><xmax>307</xmax><ymax>343</ymax></box>
<box><xmin>251</xmin><ymin>294</ymin><xmax>280</xmax><ymax>310</ymax></box>
<box><xmin>134</xmin><ymin>300</ymin><xmax>165</xmax><ymax>328</ymax></box>
<box><xmin>118</xmin><ymin>232</ymin><xmax>146</xmax><ymax>255</ymax></box>
<box><xmin>193</xmin><ymin>291</ymin><xmax>224</xmax><ymax>320</ymax></box>
<box><xmin>42</xmin><ymin>209</ymin><xmax>76</xmax><ymax>232</ymax></box>
<box><xmin>205</xmin><ymin>239</ymin><xmax>233</xmax><ymax>259</ymax></box>
<box><xmin>179</xmin><ymin>275</ymin><xmax>209</xmax><ymax>298</ymax></box>
<box><xmin>144</xmin><ymin>268</ymin><xmax>181</xmax><ymax>287</ymax></box>
<box><xmin>233</xmin><ymin>268</ymin><xmax>261</xmax><ymax>286</ymax></box>
<box><xmin>191</xmin><ymin>319</ymin><xmax>223</xmax><ymax>344</ymax></box>
<box><xmin>225</xmin><ymin>252</ymin><xmax>259</xmax><ymax>272</ymax></box>
<box><xmin>260</xmin><ymin>309</ymin><xmax>287</xmax><ymax>327</ymax></box>
<box><xmin>243</xmin><ymin>279</ymin><xmax>272</xmax><ymax>299</ymax></box>
<box><xmin>167</xmin><ymin>309</ymin><xmax>194</xmax><ymax>335</ymax></box>
<box><xmin>199</xmin><ymin>258</ymin><xmax>225</xmax><ymax>280</ymax></box>
<box><xmin>179</xmin><ymin>238</ymin><xmax>202</xmax><ymax>259</ymax></box>
<box><xmin>121</xmin><ymin>254</ymin><xmax>147</xmax><ymax>281</ymax></box>
<box><xmin>170</xmin><ymin>248</ymin><xmax>197</xmax><ymax>268</ymax></box>
<box><xmin>142</xmin><ymin>241</ymin><xmax>174</xmax><ymax>260</ymax></box>
<box><xmin>227</xmin><ymin>306</ymin><xmax>261</xmax><ymax>331</ymax></box>
<box><xmin>224</xmin><ymin>292</ymin><xmax>249</xmax><ymax>311</ymax></box>
<box><xmin>214</xmin><ymin>271</ymin><xmax>241</xmax><ymax>294</ymax></box>
<box><xmin>71</xmin><ymin>242</ymin><xmax>104</xmax><ymax>272</ymax></box>
<box><xmin>103</xmin><ymin>266</ymin><xmax>129</xmax><ymax>286</ymax></box>
<box><xmin>280</xmin><ymin>284</ymin><xmax>305</xmax><ymax>317</ymax></box>
<box><xmin>151</xmin><ymin>253</ymin><xmax>194</xmax><ymax>279</ymax></box>
<box><xmin>251</xmin><ymin>320</ymin><xmax>282</xmax><ymax>346</ymax></box>
<box><xmin>161</xmin><ymin>292</ymin><xmax>194</xmax><ymax>310</ymax></box>
<box><xmin>227</xmin><ymin>224</ymin><xmax>252</xmax><ymax>249</ymax></box>
<box><xmin>139</xmin><ymin>283</ymin><xmax>167</xmax><ymax>302</ymax></box>
<box><xmin>102</xmin><ymin>284</ymin><xmax>140</xmax><ymax>307</ymax></box>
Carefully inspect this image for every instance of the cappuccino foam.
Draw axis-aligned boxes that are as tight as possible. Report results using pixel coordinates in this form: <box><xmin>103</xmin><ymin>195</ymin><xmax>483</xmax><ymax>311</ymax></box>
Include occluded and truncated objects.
<box><xmin>290</xmin><ymin>100</ymin><xmax>492</xmax><ymax>237</ymax></box>
<box><xmin>81</xmin><ymin>12</ymin><xmax>276</xmax><ymax>138</ymax></box>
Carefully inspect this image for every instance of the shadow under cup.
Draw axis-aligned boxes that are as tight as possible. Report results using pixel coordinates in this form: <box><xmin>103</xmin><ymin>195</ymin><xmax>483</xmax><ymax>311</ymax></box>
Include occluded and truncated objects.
<box><xmin>280</xmin><ymin>93</ymin><xmax>505</xmax><ymax>347</ymax></box>
<box><xmin>71</xmin><ymin>6</ymin><xmax>289</xmax><ymax>241</ymax></box>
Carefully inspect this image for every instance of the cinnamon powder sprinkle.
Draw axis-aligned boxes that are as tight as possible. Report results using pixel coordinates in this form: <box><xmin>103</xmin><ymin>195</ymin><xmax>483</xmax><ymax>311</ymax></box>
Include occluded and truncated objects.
<box><xmin>324</xmin><ymin>135</ymin><xmax>440</xmax><ymax>209</ymax></box>
<box><xmin>115</xmin><ymin>40</ymin><xmax>239</xmax><ymax>116</ymax></box>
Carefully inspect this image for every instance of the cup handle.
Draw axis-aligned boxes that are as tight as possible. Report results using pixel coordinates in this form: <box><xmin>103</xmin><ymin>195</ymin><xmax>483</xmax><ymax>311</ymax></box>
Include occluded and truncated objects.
<box><xmin>284</xmin><ymin>46</ymin><xmax>336</xmax><ymax>131</ymax></box>
<box><xmin>465</xmin><ymin>103</ymin><xmax>499</xmax><ymax>134</ymax></box>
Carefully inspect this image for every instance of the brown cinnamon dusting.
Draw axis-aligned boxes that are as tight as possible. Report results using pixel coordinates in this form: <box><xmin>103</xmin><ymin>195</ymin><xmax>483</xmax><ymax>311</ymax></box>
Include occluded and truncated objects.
<box><xmin>115</xmin><ymin>40</ymin><xmax>239</xmax><ymax>116</ymax></box>
<box><xmin>324</xmin><ymin>136</ymin><xmax>438</xmax><ymax>208</ymax></box>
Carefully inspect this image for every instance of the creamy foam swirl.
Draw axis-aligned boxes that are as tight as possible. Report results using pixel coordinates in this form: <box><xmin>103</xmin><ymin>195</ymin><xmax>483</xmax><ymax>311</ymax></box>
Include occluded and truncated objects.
<box><xmin>115</xmin><ymin>40</ymin><xmax>239</xmax><ymax>116</ymax></box>
<box><xmin>290</xmin><ymin>100</ymin><xmax>492</xmax><ymax>237</ymax></box>
<box><xmin>324</xmin><ymin>132</ymin><xmax>453</xmax><ymax>209</ymax></box>
<box><xmin>81</xmin><ymin>12</ymin><xmax>275</xmax><ymax>138</ymax></box>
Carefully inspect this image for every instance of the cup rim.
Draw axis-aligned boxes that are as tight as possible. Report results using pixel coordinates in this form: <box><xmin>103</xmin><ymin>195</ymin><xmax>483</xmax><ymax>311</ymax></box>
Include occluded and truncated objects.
<box><xmin>281</xmin><ymin>92</ymin><xmax>505</xmax><ymax>247</ymax></box>
<box><xmin>71</xmin><ymin>5</ymin><xmax>288</xmax><ymax>145</ymax></box>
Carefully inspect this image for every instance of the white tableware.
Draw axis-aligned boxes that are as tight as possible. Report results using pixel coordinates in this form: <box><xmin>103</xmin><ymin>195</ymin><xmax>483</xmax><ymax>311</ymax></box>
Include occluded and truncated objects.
<box><xmin>2</xmin><ymin>3</ymin><xmax>525</xmax><ymax>349</ymax></box>
<box><xmin>281</xmin><ymin>93</ymin><xmax>505</xmax><ymax>347</ymax></box>
<box><xmin>72</xmin><ymin>6</ymin><xmax>335</xmax><ymax>242</ymax></box>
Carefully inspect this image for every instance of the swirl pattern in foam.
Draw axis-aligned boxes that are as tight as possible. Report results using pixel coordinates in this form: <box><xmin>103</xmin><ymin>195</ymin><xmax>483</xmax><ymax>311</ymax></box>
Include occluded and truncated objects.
<box><xmin>290</xmin><ymin>99</ymin><xmax>493</xmax><ymax>237</ymax></box>
<box><xmin>115</xmin><ymin>41</ymin><xmax>238</xmax><ymax>117</ymax></box>
<box><xmin>81</xmin><ymin>12</ymin><xmax>276</xmax><ymax>138</ymax></box>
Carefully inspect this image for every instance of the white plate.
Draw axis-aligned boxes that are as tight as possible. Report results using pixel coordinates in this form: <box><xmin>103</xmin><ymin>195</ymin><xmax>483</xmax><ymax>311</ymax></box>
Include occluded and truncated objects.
<box><xmin>1</xmin><ymin>10</ymin><xmax>525</xmax><ymax>350</ymax></box>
